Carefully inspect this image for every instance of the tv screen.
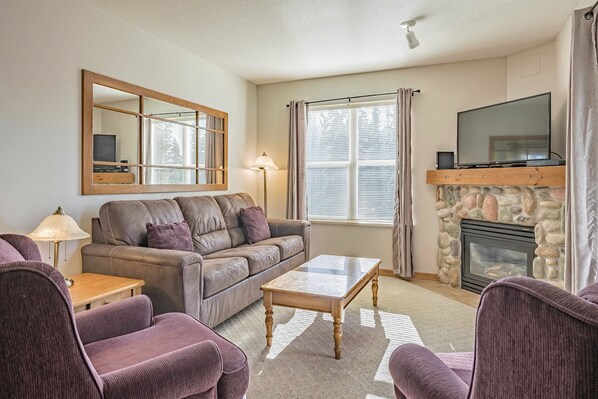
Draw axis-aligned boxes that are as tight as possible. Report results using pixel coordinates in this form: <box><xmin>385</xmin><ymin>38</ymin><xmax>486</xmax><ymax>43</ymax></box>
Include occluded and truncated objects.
<box><xmin>457</xmin><ymin>93</ymin><xmax>551</xmax><ymax>166</ymax></box>
<box><xmin>93</xmin><ymin>134</ymin><xmax>116</xmax><ymax>172</ymax></box>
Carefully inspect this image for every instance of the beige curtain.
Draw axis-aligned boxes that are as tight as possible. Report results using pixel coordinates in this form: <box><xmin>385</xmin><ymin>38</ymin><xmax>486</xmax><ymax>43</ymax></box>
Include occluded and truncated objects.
<box><xmin>393</xmin><ymin>89</ymin><xmax>414</xmax><ymax>277</ymax></box>
<box><xmin>565</xmin><ymin>8</ymin><xmax>598</xmax><ymax>293</ymax></box>
<box><xmin>206</xmin><ymin>116</ymin><xmax>224</xmax><ymax>185</ymax></box>
<box><xmin>286</xmin><ymin>100</ymin><xmax>308</xmax><ymax>220</ymax></box>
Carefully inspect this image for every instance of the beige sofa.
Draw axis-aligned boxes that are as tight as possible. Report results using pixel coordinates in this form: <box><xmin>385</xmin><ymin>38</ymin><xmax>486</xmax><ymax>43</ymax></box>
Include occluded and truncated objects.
<box><xmin>82</xmin><ymin>193</ymin><xmax>310</xmax><ymax>327</ymax></box>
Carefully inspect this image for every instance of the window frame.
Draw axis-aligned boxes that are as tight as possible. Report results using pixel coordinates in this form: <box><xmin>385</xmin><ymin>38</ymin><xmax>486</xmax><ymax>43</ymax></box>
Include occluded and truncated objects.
<box><xmin>306</xmin><ymin>100</ymin><xmax>396</xmax><ymax>224</ymax></box>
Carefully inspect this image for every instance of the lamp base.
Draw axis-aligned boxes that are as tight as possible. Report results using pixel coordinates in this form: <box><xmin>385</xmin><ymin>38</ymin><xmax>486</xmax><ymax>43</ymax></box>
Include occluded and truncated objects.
<box><xmin>65</xmin><ymin>277</ymin><xmax>74</xmax><ymax>288</ymax></box>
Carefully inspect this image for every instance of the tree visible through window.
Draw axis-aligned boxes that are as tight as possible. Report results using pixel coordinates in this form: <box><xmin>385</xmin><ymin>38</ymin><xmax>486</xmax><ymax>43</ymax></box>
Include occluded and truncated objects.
<box><xmin>306</xmin><ymin>101</ymin><xmax>396</xmax><ymax>222</ymax></box>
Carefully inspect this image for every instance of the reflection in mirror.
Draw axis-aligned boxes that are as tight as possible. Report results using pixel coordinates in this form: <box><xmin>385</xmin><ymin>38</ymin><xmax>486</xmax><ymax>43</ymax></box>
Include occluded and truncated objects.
<box><xmin>83</xmin><ymin>70</ymin><xmax>228</xmax><ymax>194</ymax></box>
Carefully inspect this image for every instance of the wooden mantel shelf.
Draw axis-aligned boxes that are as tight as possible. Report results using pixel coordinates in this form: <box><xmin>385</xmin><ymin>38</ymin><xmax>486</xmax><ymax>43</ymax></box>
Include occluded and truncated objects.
<box><xmin>426</xmin><ymin>165</ymin><xmax>565</xmax><ymax>187</ymax></box>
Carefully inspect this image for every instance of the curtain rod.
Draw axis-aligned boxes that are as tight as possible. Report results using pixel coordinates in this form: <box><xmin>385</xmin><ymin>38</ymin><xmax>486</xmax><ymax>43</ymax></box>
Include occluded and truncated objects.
<box><xmin>285</xmin><ymin>89</ymin><xmax>420</xmax><ymax>107</ymax></box>
<box><xmin>585</xmin><ymin>0</ymin><xmax>598</xmax><ymax>19</ymax></box>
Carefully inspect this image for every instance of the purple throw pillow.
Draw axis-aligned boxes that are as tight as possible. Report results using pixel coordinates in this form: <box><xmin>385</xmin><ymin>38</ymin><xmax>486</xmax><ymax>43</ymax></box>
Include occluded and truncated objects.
<box><xmin>0</xmin><ymin>238</ymin><xmax>26</xmax><ymax>263</ymax></box>
<box><xmin>240</xmin><ymin>206</ymin><xmax>271</xmax><ymax>244</ymax></box>
<box><xmin>146</xmin><ymin>221</ymin><xmax>194</xmax><ymax>252</ymax></box>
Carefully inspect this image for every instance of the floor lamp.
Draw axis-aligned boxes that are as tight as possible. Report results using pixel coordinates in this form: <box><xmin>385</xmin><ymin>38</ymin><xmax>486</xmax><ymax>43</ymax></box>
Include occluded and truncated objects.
<box><xmin>27</xmin><ymin>206</ymin><xmax>90</xmax><ymax>288</ymax></box>
<box><xmin>251</xmin><ymin>152</ymin><xmax>279</xmax><ymax>217</ymax></box>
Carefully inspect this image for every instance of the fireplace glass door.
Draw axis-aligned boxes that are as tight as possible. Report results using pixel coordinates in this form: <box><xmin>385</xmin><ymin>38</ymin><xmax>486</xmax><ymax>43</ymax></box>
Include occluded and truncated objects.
<box><xmin>461</xmin><ymin>220</ymin><xmax>535</xmax><ymax>294</ymax></box>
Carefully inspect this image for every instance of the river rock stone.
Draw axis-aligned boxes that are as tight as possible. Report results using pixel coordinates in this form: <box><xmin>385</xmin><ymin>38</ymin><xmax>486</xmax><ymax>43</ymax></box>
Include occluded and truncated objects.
<box><xmin>545</xmin><ymin>258</ymin><xmax>558</xmax><ymax>267</ymax></box>
<box><xmin>498</xmin><ymin>196</ymin><xmax>520</xmax><ymax>206</ymax></box>
<box><xmin>476</xmin><ymin>193</ymin><xmax>484</xmax><ymax>208</ymax></box>
<box><xmin>435</xmin><ymin>201</ymin><xmax>447</xmax><ymax>210</ymax></box>
<box><xmin>437</xmin><ymin>250</ymin><xmax>443</xmax><ymax>267</ymax></box>
<box><xmin>535</xmin><ymin>224</ymin><xmax>546</xmax><ymax>244</ymax></box>
<box><xmin>536</xmin><ymin>245</ymin><xmax>559</xmax><ymax>258</ymax></box>
<box><xmin>537</xmin><ymin>209</ymin><xmax>560</xmax><ymax>220</ymax></box>
<box><xmin>542</xmin><ymin>220</ymin><xmax>561</xmax><ymax>233</ymax></box>
<box><xmin>448</xmin><ymin>268</ymin><xmax>460</xmax><ymax>287</ymax></box>
<box><xmin>546</xmin><ymin>234</ymin><xmax>565</xmax><ymax>245</ymax></box>
<box><xmin>447</xmin><ymin>189</ymin><xmax>456</xmax><ymax>207</ymax></box>
<box><xmin>469</xmin><ymin>187</ymin><xmax>481</xmax><ymax>194</ymax></box>
<box><xmin>468</xmin><ymin>208</ymin><xmax>483</xmax><ymax>219</ymax></box>
<box><xmin>505</xmin><ymin>187</ymin><xmax>521</xmax><ymax>194</ymax></box>
<box><xmin>535</xmin><ymin>188</ymin><xmax>551</xmax><ymax>199</ymax></box>
<box><xmin>532</xmin><ymin>257</ymin><xmax>545</xmax><ymax>279</ymax></box>
<box><xmin>499</xmin><ymin>207</ymin><xmax>512</xmax><ymax>223</ymax></box>
<box><xmin>460</xmin><ymin>187</ymin><xmax>469</xmax><ymax>197</ymax></box>
<box><xmin>463</xmin><ymin>194</ymin><xmax>476</xmax><ymax>210</ymax></box>
<box><xmin>446</xmin><ymin>223</ymin><xmax>460</xmax><ymax>238</ymax></box>
<box><xmin>444</xmin><ymin>256</ymin><xmax>460</xmax><ymax>266</ymax></box>
<box><xmin>521</xmin><ymin>188</ymin><xmax>536</xmax><ymax>214</ymax></box>
<box><xmin>547</xmin><ymin>266</ymin><xmax>559</xmax><ymax>279</ymax></box>
<box><xmin>439</xmin><ymin>221</ymin><xmax>445</xmax><ymax>232</ymax></box>
<box><xmin>550</xmin><ymin>188</ymin><xmax>565</xmax><ymax>201</ymax></box>
<box><xmin>509</xmin><ymin>205</ymin><xmax>522</xmax><ymax>214</ymax></box>
<box><xmin>438</xmin><ymin>187</ymin><xmax>446</xmax><ymax>201</ymax></box>
<box><xmin>454</xmin><ymin>188</ymin><xmax>461</xmax><ymax>201</ymax></box>
<box><xmin>482</xmin><ymin>187</ymin><xmax>491</xmax><ymax>194</ymax></box>
<box><xmin>457</xmin><ymin>209</ymin><xmax>468</xmax><ymax>219</ymax></box>
<box><xmin>539</xmin><ymin>200</ymin><xmax>561</xmax><ymax>209</ymax></box>
<box><xmin>450</xmin><ymin>239</ymin><xmax>460</xmax><ymax>257</ymax></box>
<box><xmin>514</xmin><ymin>214</ymin><xmax>532</xmax><ymax>224</ymax></box>
<box><xmin>439</xmin><ymin>270</ymin><xmax>450</xmax><ymax>284</ymax></box>
<box><xmin>491</xmin><ymin>187</ymin><xmax>504</xmax><ymax>194</ymax></box>
<box><xmin>442</xmin><ymin>248</ymin><xmax>451</xmax><ymax>256</ymax></box>
<box><xmin>436</xmin><ymin>208</ymin><xmax>451</xmax><ymax>218</ymax></box>
<box><xmin>438</xmin><ymin>232</ymin><xmax>450</xmax><ymax>248</ymax></box>
<box><xmin>482</xmin><ymin>195</ymin><xmax>498</xmax><ymax>221</ymax></box>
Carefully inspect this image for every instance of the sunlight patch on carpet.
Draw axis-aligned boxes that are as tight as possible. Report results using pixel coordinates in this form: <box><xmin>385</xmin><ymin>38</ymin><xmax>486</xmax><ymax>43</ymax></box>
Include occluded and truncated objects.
<box><xmin>266</xmin><ymin>309</ymin><xmax>317</xmax><ymax>359</ymax></box>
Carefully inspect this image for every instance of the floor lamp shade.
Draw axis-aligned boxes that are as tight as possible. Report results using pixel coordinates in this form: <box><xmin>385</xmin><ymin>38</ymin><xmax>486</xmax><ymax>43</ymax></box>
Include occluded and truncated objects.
<box><xmin>251</xmin><ymin>153</ymin><xmax>279</xmax><ymax>217</ymax></box>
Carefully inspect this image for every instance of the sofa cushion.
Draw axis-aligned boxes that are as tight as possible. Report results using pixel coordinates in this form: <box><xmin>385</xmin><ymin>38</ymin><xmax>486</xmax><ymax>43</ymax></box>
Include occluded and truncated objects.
<box><xmin>146</xmin><ymin>221</ymin><xmax>194</xmax><ymax>252</ymax></box>
<box><xmin>253</xmin><ymin>235</ymin><xmax>304</xmax><ymax>261</ymax></box>
<box><xmin>240</xmin><ymin>206</ymin><xmax>270</xmax><ymax>244</ymax></box>
<box><xmin>175</xmin><ymin>196</ymin><xmax>232</xmax><ymax>255</ymax></box>
<box><xmin>214</xmin><ymin>193</ymin><xmax>256</xmax><ymax>247</ymax></box>
<box><xmin>84</xmin><ymin>313</ymin><xmax>249</xmax><ymax>399</ymax></box>
<box><xmin>0</xmin><ymin>238</ymin><xmax>26</xmax><ymax>263</ymax></box>
<box><xmin>205</xmin><ymin>245</ymin><xmax>280</xmax><ymax>276</ymax></box>
<box><xmin>99</xmin><ymin>199</ymin><xmax>185</xmax><ymax>247</ymax></box>
<box><xmin>203</xmin><ymin>257</ymin><xmax>249</xmax><ymax>298</ymax></box>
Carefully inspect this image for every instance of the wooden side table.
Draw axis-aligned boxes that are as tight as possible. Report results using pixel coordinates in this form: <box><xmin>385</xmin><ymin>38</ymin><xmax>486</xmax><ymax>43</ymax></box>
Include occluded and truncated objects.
<box><xmin>69</xmin><ymin>273</ymin><xmax>145</xmax><ymax>313</ymax></box>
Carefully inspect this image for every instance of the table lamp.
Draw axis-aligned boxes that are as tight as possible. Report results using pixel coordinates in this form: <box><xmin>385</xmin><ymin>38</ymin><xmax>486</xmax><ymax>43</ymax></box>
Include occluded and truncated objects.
<box><xmin>27</xmin><ymin>206</ymin><xmax>90</xmax><ymax>288</ymax></box>
<box><xmin>250</xmin><ymin>152</ymin><xmax>279</xmax><ymax>216</ymax></box>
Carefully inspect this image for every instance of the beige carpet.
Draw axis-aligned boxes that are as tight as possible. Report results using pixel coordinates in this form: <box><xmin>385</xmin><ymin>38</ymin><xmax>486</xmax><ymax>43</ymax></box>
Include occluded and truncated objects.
<box><xmin>215</xmin><ymin>276</ymin><xmax>476</xmax><ymax>399</ymax></box>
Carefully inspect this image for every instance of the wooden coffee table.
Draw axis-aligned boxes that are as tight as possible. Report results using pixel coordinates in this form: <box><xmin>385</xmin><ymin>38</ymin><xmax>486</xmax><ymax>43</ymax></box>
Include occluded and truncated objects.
<box><xmin>261</xmin><ymin>254</ymin><xmax>381</xmax><ymax>359</ymax></box>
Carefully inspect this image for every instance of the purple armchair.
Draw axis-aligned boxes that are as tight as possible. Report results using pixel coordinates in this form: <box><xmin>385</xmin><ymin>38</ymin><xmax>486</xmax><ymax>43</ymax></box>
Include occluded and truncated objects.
<box><xmin>0</xmin><ymin>234</ymin><xmax>249</xmax><ymax>399</ymax></box>
<box><xmin>389</xmin><ymin>277</ymin><xmax>598</xmax><ymax>399</ymax></box>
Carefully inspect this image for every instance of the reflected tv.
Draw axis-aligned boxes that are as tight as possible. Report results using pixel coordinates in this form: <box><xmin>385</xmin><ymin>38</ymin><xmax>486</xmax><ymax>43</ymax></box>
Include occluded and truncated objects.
<box><xmin>93</xmin><ymin>134</ymin><xmax>116</xmax><ymax>172</ymax></box>
<box><xmin>457</xmin><ymin>93</ymin><xmax>551</xmax><ymax>167</ymax></box>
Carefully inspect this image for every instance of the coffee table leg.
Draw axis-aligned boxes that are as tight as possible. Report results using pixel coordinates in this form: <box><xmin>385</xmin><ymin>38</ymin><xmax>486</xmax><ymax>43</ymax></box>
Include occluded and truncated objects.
<box><xmin>332</xmin><ymin>301</ymin><xmax>343</xmax><ymax>359</ymax></box>
<box><xmin>264</xmin><ymin>291</ymin><xmax>273</xmax><ymax>347</ymax></box>
<box><xmin>372</xmin><ymin>269</ymin><xmax>379</xmax><ymax>307</ymax></box>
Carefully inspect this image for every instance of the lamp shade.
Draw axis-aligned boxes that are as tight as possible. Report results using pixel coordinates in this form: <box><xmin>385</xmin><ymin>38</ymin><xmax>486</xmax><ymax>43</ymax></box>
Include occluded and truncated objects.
<box><xmin>251</xmin><ymin>152</ymin><xmax>279</xmax><ymax>170</ymax></box>
<box><xmin>27</xmin><ymin>207</ymin><xmax>90</xmax><ymax>242</ymax></box>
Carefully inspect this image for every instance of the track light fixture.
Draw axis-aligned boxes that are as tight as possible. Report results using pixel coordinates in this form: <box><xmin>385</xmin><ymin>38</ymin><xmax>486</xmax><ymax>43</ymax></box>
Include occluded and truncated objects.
<box><xmin>400</xmin><ymin>20</ymin><xmax>419</xmax><ymax>49</ymax></box>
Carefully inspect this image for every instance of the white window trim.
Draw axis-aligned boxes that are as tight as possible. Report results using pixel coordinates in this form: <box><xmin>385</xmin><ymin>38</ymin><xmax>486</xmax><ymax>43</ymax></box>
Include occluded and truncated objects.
<box><xmin>307</xmin><ymin>100</ymin><xmax>396</xmax><ymax>223</ymax></box>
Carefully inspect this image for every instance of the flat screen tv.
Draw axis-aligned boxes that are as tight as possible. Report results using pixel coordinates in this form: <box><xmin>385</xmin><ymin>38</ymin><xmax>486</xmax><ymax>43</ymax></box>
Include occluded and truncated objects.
<box><xmin>93</xmin><ymin>134</ymin><xmax>116</xmax><ymax>172</ymax></box>
<box><xmin>457</xmin><ymin>93</ymin><xmax>551</xmax><ymax>167</ymax></box>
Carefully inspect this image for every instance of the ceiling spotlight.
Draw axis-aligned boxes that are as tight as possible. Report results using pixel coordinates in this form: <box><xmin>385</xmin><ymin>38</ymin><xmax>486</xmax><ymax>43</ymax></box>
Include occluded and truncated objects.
<box><xmin>400</xmin><ymin>20</ymin><xmax>419</xmax><ymax>49</ymax></box>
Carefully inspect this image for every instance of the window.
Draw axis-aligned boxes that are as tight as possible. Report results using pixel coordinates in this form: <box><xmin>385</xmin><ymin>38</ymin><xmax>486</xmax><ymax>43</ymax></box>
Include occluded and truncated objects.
<box><xmin>306</xmin><ymin>101</ymin><xmax>396</xmax><ymax>222</ymax></box>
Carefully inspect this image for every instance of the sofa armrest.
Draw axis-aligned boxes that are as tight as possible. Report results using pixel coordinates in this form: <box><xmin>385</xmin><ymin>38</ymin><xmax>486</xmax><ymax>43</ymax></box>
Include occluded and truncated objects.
<box><xmin>81</xmin><ymin>244</ymin><xmax>203</xmax><ymax>320</ymax></box>
<box><xmin>389</xmin><ymin>343</ymin><xmax>469</xmax><ymax>399</ymax></box>
<box><xmin>75</xmin><ymin>295</ymin><xmax>154</xmax><ymax>345</ymax></box>
<box><xmin>267</xmin><ymin>218</ymin><xmax>311</xmax><ymax>258</ymax></box>
<box><xmin>100</xmin><ymin>341</ymin><xmax>223</xmax><ymax>399</ymax></box>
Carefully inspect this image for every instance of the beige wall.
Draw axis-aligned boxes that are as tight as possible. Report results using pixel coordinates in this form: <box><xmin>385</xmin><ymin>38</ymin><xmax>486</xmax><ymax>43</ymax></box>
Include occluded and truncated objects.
<box><xmin>257</xmin><ymin>59</ymin><xmax>508</xmax><ymax>272</ymax></box>
<box><xmin>0</xmin><ymin>0</ymin><xmax>257</xmax><ymax>276</ymax></box>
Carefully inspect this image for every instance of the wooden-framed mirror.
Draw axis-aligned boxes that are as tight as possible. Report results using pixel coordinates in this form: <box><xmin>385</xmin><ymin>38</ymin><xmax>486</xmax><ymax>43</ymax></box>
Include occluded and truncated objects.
<box><xmin>82</xmin><ymin>70</ymin><xmax>228</xmax><ymax>195</ymax></box>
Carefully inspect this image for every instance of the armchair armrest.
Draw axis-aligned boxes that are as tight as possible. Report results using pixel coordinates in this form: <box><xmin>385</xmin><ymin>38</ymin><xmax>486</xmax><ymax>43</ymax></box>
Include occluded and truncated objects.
<box><xmin>100</xmin><ymin>341</ymin><xmax>223</xmax><ymax>399</ymax></box>
<box><xmin>267</xmin><ymin>218</ymin><xmax>311</xmax><ymax>258</ymax></box>
<box><xmin>76</xmin><ymin>295</ymin><xmax>153</xmax><ymax>345</ymax></box>
<box><xmin>389</xmin><ymin>343</ymin><xmax>469</xmax><ymax>399</ymax></box>
<box><xmin>82</xmin><ymin>244</ymin><xmax>203</xmax><ymax>319</ymax></box>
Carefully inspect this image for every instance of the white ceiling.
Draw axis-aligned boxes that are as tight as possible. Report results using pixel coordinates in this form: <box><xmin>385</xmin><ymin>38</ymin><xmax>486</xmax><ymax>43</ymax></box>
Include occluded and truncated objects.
<box><xmin>83</xmin><ymin>0</ymin><xmax>591</xmax><ymax>85</ymax></box>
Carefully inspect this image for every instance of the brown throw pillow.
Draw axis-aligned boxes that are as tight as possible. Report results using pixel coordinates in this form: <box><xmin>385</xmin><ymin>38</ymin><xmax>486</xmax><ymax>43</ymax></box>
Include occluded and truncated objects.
<box><xmin>146</xmin><ymin>221</ymin><xmax>194</xmax><ymax>252</ymax></box>
<box><xmin>240</xmin><ymin>206</ymin><xmax>271</xmax><ymax>244</ymax></box>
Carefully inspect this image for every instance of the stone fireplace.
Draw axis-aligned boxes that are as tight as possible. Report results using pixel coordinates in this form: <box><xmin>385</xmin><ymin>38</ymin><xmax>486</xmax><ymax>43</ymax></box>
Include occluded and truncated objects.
<box><xmin>435</xmin><ymin>185</ymin><xmax>565</xmax><ymax>289</ymax></box>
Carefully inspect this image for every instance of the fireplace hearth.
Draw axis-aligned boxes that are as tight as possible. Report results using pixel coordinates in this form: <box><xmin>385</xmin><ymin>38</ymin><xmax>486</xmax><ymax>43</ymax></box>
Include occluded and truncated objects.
<box><xmin>461</xmin><ymin>219</ymin><xmax>535</xmax><ymax>294</ymax></box>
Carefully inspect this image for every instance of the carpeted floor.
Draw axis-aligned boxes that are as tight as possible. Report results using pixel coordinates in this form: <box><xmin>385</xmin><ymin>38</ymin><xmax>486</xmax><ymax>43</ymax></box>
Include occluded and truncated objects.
<box><xmin>215</xmin><ymin>276</ymin><xmax>476</xmax><ymax>399</ymax></box>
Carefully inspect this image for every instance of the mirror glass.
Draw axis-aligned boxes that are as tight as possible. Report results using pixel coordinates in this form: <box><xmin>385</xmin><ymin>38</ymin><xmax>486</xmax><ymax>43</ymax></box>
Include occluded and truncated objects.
<box><xmin>83</xmin><ymin>71</ymin><xmax>228</xmax><ymax>194</ymax></box>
